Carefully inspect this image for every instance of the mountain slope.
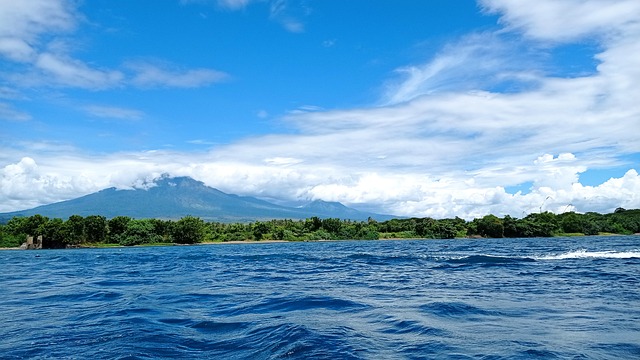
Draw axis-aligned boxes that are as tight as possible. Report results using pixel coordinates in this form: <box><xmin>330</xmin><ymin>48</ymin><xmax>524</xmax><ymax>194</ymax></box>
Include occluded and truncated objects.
<box><xmin>0</xmin><ymin>176</ymin><xmax>394</xmax><ymax>222</ymax></box>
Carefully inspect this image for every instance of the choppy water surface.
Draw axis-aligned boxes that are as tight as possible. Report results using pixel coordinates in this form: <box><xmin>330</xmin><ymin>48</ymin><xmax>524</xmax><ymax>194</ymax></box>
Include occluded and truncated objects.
<box><xmin>2</xmin><ymin>236</ymin><xmax>639</xmax><ymax>359</ymax></box>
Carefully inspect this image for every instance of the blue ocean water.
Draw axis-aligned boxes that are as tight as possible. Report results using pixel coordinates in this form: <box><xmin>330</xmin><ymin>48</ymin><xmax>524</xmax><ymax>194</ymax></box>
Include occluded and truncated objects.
<box><xmin>1</xmin><ymin>236</ymin><xmax>639</xmax><ymax>359</ymax></box>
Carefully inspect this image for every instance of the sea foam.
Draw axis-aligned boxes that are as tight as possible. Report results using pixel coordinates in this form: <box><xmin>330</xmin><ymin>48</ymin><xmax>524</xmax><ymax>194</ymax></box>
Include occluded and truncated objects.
<box><xmin>537</xmin><ymin>249</ymin><xmax>640</xmax><ymax>260</ymax></box>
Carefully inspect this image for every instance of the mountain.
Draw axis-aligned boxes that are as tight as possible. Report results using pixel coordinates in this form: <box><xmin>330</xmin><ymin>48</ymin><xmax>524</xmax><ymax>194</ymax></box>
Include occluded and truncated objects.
<box><xmin>0</xmin><ymin>176</ymin><xmax>395</xmax><ymax>222</ymax></box>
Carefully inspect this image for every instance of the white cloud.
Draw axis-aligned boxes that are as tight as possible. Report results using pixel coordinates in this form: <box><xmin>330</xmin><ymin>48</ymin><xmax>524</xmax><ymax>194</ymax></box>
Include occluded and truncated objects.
<box><xmin>126</xmin><ymin>62</ymin><xmax>229</xmax><ymax>89</ymax></box>
<box><xmin>383</xmin><ymin>32</ymin><xmax>543</xmax><ymax>104</ymax></box>
<box><xmin>264</xmin><ymin>157</ymin><xmax>303</xmax><ymax>166</ymax></box>
<box><xmin>480</xmin><ymin>0</ymin><xmax>640</xmax><ymax>43</ymax></box>
<box><xmin>33</xmin><ymin>52</ymin><xmax>124</xmax><ymax>89</ymax></box>
<box><xmin>0</xmin><ymin>157</ymin><xmax>96</xmax><ymax>211</ymax></box>
<box><xmin>0</xmin><ymin>0</ymin><xmax>74</xmax><ymax>31</ymax></box>
<box><xmin>269</xmin><ymin>0</ymin><xmax>306</xmax><ymax>33</ymax></box>
<box><xmin>186</xmin><ymin>0</ymin><xmax>308</xmax><ymax>32</ymax></box>
<box><xmin>83</xmin><ymin>105</ymin><xmax>144</xmax><ymax>121</ymax></box>
<box><xmin>218</xmin><ymin>0</ymin><xmax>255</xmax><ymax>10</ymax></box>
<box><xmin>0</xmin><ymin>0</ymin><xmax>75</xmax><ymax>65</ymax></box>
<box><xmin>0</xmin><ymin>0</ymin><xmax>76</xmax><ymax>42</ymax></box>
<box><xmin>0</xmin><ymin>1</ymin><xmax>228</xmax><ymax>92</ymax></box>
<box><xmin>1</xmin><ymin>151</ymin><xmax>638</xmax><ymax>218</ymax></box>
<box><xmin>256</xmin><ymin>109</ymin><xmax>269</xmax><ymax>118</ymax></box>
<box><xmin>0</xmin><ymin>102</ymin><xmax>31</xmax><ymax>121</ymax></box>
<box><xmin>180</xmin><ymin>0</ymin><xmax>256</xmax><ymax>10</ymax></box>
<box><xmin>0</xmin><ymin>38</ymin><xmax>36</xmax><ymax>62</ymax></box>
<box><xmin>187</xmin><ymin>139</ymin><xmax>217</xmax><ymax>145</ymax></box>
<box><xmin>0</xmin><ymin>86</ymin><xmax>25</xmax><ymax>100</ymax></box>
<box><xmin>322</xmin><ymin>39</ymin><xmax>336</xmax><ymax>48</ymax></box>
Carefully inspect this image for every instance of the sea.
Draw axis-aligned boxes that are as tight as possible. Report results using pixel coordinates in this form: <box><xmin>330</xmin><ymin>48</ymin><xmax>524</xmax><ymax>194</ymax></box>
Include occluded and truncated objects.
<box><xmin>1</xmin><ymin>236</ymin><xmax>639</xmax><ymax>359</ymax></box>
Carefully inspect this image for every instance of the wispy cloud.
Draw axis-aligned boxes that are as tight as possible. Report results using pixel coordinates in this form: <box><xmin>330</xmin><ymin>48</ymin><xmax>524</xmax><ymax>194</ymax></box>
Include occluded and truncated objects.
<box><xmin>269</xmin><ymin>0</ymin><xmax>306</xmax><ymax>33</ymax></box>
<box><xmin>0</xmin><ymin>38</ymin><xmax>37</xmax><ymax>62</ymax></box>
<box><xmin>216</xmin><ymin>0</ymin><xmax>254</xmax><ymax>10</ymax></box>
<box><xmin>187</xmin><ymin>139</ymin><xmax>218</xmax><ymax>146</ymax></box>
<box><xmin>480</xmin><ymin>0</ymin><xmax>640</xmax><ymax>43</ymax></box>
<box><xmin>185</xmin><ymin>0</ymin><xmax>309</xmax><ymax>32</ymax></box>
<box><xmin>0</xmin><ymin>102</ymin><xmax>31</xmax><ymax>122</ymax></box>
<box><xmin>383</xmin><ymin>32</ymin><xmax>544</xmax><ymax>104</ymax></box>
<box><xmin>322</xmin><ymin>39</ymin><xmax>336</xmax><ymax>48</ymax></box>
<box><xmin>0</xmin><ymin>0</ymin><xmax>76</xmax><ymax>49</ymax></box>
<box><xmin>33</xmin><ymin>53</ymin><xmax>124</xmax><ymax>89</ymax></box>
<box><xmin>126</xmin><ymin>61</ymin><xmax>229</xmax><ymax>89</ymax></box>
<box><xmin>0</xmin><ymin>1</ymin><xmax>228</xmax><ymax>91</ymax></box>
<box><xmin>181</xmin><ymin>0</ymin><xmax>257</xmax><ymax>10</ymax></box>
<box><xmin>83</xmin><ymin>105</ymin><xmax>145</xmax><ymax>121</ymax></box>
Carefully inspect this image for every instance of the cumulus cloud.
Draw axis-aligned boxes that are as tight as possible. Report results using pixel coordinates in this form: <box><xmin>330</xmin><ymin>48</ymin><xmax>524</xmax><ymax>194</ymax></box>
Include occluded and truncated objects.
<box><xmin>0</xmin><ymin>157</ymin><xmax>96</xmax><ymax>211</ymax></box>
<box><xmin>1</xmin><ymin>150</ymin><xmax>638</xmax><ymax>218</ymax></box>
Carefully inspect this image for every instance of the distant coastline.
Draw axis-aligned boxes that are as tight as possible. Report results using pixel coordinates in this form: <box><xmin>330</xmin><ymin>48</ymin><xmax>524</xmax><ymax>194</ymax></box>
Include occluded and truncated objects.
<box><xmin>2</xmin><ymin>208</ymin><xmax>639</xmax><ymax>249</ymax></box>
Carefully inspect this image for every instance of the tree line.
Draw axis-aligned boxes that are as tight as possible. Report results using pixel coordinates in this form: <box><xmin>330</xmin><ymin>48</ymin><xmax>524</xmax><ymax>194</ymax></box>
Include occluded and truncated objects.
<box><xmin>0</xmin><ymin>208</ymin><xmax>639</xmax><ymax>248</ymax></box>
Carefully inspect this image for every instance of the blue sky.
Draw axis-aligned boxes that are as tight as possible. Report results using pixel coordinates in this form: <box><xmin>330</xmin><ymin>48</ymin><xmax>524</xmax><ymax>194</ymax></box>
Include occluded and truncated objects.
<box><xmin>1</xmin><ymin>0</ymin><xmax>639</xmax><ymax>219</ymax></box>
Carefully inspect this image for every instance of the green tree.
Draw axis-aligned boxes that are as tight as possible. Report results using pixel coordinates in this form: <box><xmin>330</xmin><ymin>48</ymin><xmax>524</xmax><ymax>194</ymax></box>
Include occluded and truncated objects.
<box><xmin>559</xmin><ymin>212</ymin><xmax>584</xmax><ymax>234</ymax></box>
<box><xmin>434</xmin><ymin>220</ymin><xmax>458</xmax><ymax>239</ymax></box>
<box><xmin>0</xmin><ymin>223</ymin><xmax>23</xmax><ymax>247</ymax></box>
<box><xmin>108</xmin><ymin>216</ymin><xmax>131</xmax><ymax>243</ymax></box>
<box><xmin>5</xmin><ymin>216</ymin><xmax>29</xmax><ymax>237</ymax></box>
<box><xmin>502</xmin><ymin>215</ymin><xmax>519</xmax><ymax>237</ymax></box>
<box><xmin>252</xmin><ymin>221</ymin><xmax>270</xmax><ymax>240</ymax></box>
<box><xmin>118</xmin><ymin>219</ymin><xmax>162</xmax><ymax>246</ymax></box>
<box><xmin>150</xmin><ymin>218</ymin><xmax>173</xmax><ymax>242</ymax></box>
<box><xmin>476</xmin><ymin>214</ymin><xmax>504</xmax><ymax>238</ymax></box>
<box><xmin>355</xmin><ymin>225</ymin><xmax>379</xmax><ymax>240</ymax></box>
<box><xmin>64</xmin><ymin>215</ymin><xmax>85</xmax><ymax>245</ymax></box>
<box><xmin>8</xmin><ymin>215</ymin><xmax>49</xmax><ymax>238</ymax></box>
<box><xmin>321</xmin><ymin>218</ymin><xmax>342</xmax><ymax>236</ymax></box>
<box><xmin>525</xmin><ymin>212</ymin><xmax>559</xmax><ymax>237</ymax></box>
<box><xmin>171</xmin><ymin>216</ymin><xmax>205</xmax><ymax>244</ymax></box>
<box><xmin>304</xmin><ymin>217</ymin><xmax>322</xmax><ymax>232</ymax></box>
<box><xmin>84</xmin><ymin>215</ymin><xmax>107</xmax><ymax>243</ymax></box>
<box><xmin>414</xmin><ymin>218</ymin><xmax>436</xmax><ymax>237</ymax></box>
<box><xmin>40</xmin><ymin>218</ymin><xmax>66</xmax><ymax>248</ymax></box>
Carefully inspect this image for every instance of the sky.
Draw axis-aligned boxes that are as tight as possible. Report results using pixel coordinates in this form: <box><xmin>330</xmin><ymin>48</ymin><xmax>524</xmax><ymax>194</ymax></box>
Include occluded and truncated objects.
<box><xmin>1</xmin><ymin>0</ymin><xmax>640</xmax><ymax>219</ymax></box>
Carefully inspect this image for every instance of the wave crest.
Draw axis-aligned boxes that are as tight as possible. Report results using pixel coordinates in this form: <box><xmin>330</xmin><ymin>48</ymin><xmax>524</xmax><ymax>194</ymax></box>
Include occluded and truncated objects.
<box><xmin>538</xmin><ymin>250</ymin><xmax>640</xmax><ymax>260</ymax></box>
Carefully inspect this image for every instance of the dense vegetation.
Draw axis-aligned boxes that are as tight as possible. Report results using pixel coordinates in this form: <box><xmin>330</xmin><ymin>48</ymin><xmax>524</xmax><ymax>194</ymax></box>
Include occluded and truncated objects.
<box><xmin>1</xmin><ymin>208</ymin><xmax>639</xmax><ymax>248</ymax></box>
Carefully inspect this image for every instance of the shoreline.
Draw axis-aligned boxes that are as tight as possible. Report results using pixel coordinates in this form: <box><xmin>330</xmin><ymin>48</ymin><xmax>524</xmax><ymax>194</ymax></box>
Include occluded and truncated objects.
<box><xmin>2</xmin><ymin>233</ymin><xmax>639</xmax><ymax>250</ymax></box>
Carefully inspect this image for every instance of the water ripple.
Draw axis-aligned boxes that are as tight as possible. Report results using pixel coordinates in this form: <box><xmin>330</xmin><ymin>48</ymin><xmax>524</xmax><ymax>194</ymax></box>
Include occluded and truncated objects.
<box><xmin>1</xmin><ymin>236</ymin><xmax>639</xmax><ymax>359</ymax></box>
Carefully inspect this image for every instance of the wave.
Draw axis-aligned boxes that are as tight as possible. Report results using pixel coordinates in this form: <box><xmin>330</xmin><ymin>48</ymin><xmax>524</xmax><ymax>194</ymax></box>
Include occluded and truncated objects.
<box><xmin>537</xmin><ymin>249</ymin><xmax>640</xmax><ymax>260</ymax></box>
<box><xmin>420</xmin><ymin>301</ymin><xmax>502</xmax><ymax>318</ymax></box>
<box><xmin>446</xmin><ymin>254</ymin><xmax>536</xmax><ymax>265</ymax></box>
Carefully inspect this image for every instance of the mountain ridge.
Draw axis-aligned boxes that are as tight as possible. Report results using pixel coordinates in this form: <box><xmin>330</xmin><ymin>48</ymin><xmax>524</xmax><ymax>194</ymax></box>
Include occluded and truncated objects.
<box><xmin>0</xmin><ymin>176</ymin><xmax>395</xmax><ymax>222</ymax></box>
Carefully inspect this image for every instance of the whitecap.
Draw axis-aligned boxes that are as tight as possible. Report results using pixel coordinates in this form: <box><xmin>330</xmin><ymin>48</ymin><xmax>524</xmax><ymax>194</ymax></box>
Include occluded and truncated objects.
<box><xmin>537</xmin><ymin>249</ymin><xmax>640</xmax><ymax>260</ymax></box>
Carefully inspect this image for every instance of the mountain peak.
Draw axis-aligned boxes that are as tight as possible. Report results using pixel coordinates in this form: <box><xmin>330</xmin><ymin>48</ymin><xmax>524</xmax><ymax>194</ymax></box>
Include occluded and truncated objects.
<box><xmin>303</xmin><ymin>200</ymin><xmax>349</xmax><ymax>210</ymax></box>
<box><xmin>153</xmin><ymin>175</ymin><xmax>204</xmax><ymax>188</ymax></box>
<box><xmin>0</xmin><ymin>176</ymin><xmax>395</xmax><ymax>222</ymax></box>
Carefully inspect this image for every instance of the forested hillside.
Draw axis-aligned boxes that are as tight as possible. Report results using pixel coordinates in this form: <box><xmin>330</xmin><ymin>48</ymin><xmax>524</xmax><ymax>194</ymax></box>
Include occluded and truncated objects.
<box><xmin>1</xmin><ymin>209</ymin><xmax>639</xmax><ymax>248</ymax></box>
